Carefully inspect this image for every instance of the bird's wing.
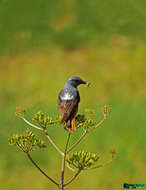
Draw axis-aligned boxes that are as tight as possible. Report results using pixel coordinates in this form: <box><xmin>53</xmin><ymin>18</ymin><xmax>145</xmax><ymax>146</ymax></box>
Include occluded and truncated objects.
<box><xmin>58</xmin><ymin>98</ymin><xmax>79</xmax><ymax>122</ymax></box>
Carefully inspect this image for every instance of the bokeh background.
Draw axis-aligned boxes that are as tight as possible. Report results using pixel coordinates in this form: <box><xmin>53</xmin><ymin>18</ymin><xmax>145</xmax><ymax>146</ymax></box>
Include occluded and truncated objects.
<box><xmin>0</xmin><ymin>0</ymin><xmax>146</xmax><ymax>189</ymax></box>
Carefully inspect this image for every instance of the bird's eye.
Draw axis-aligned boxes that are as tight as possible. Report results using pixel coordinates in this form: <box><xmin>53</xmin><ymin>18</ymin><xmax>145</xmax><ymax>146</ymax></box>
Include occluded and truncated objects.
<box><xmin>75</xmin><ymin>79</ymin><xmax>79</xmax><ymax>82</ymax></box>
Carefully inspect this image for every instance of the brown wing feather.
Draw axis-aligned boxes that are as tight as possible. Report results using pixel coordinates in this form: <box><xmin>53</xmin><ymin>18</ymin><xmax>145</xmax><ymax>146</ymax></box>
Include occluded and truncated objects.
<box><xmin>58</xmin><ymin>98</ymin><xmax>79</xmax><ymax>122</ymax></box>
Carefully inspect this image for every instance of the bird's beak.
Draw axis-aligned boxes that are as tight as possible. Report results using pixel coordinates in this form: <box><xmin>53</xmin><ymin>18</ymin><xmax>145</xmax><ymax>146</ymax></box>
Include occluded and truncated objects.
<box><xmin>81</xmin><ymin>80</ymin><xmax>90</xmax><ymax>87</ymax></box>
<box><xmin>85</xmin><ymin>82</ymin><xmax>90</xmax><ymax>87</ymax></box>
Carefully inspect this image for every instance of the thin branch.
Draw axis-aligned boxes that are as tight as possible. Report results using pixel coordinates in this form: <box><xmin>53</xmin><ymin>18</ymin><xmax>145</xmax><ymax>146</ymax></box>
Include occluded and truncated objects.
<box><xmin>60</xmin><ymin>132</ymin><xmax>71</xmax><ymax>190</ymax></box>
<box><xmin>22</xmin><ymin>117</ymin><xmax>43</xmax><ymax>131</ymax></box>
<box><xmin>64</xmin><ymin>169</ymin><xmax>81</xmax><ymax>187</ymax></box>
<box><xmin>88</xmin><ymin>117</ymin><xmax>106</xmax><ymax>133</ymax></box>
<box><xmin>67</xmin><ymin>116</ymin><xmax>106</xmax><ymax>154</ymax></box>
<box><xmin>85</xmin><ymin>158</ymin><xmax>113</xmax><ymax>171</ymax></box>
<box><xmin>16</xmin><ymin>142</ymin><xmax>26</xmax><ymax>153</ymax></box>
<box><xmin>66</xmin><ymin>162</ymin><xmax>75</xmax><ymax>172</ymax></box>
<box><xmin>27</xmin><ymin>153</ymin><xmax>59</xmax><ymax>187</ymax></box>
<box><xmin>44</xmin><ymin>130</ymin><xmax>64</xmax><ymax>156</ymax></box>
<box><xmin>22</xmin><ymin>117</ymin><xmax>64</xmax><ymax>156</ymax></box>
<box><xmin>67</xmin><ymin>130</ymin><xmax>87</xmax><ymax>153</ymax></box>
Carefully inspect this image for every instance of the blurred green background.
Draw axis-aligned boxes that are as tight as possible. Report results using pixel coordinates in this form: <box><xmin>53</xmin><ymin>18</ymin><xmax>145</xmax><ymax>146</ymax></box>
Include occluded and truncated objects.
<box><xmin>0</xmin><ymin>0</ymin><xmax>146</xmax><ymax>189</ymax></box>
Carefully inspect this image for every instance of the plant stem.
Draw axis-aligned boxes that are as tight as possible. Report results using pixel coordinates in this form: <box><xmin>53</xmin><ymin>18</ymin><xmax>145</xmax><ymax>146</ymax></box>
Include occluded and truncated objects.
<box><xmin>67</xmin><ymin>130</ymin><xmax>87</xmax><ymax>153</ymax></box>
<box><xmin>16</xmin><ymin>142</ymin><xmax>26</xmax><ymax>153</ymax></box>
<box><xmin>27</xmin><ymin>153</ymin><xmax>59</xmax><ymax>187</ymax></box>
<box><xmin>22</xmin><ymin>117</ymin><xmax>64</xmax><ymax>156</ymax></box>
<box><xmin>66</xmin><ymin>162</ymin><xmax>75</xmax><ymax>171</ymax></box>
<box><xmin>85</xmin><ymin>156</ymin><xmax>114</xmax><ymax>171</ymax></box>
<box><xmin>87</xmin><ymin>160</ymin><xmax>112</xmax><ymax>170</ymax></box>
<box><xmin>44</xmin><ymin>130</ymin><xmax>64</xmax><ymax>156</ymax></box>
<box><xmin>67</xmin><ymin>116</ymin><xmax>106</xmax><ymax>154</ymax></box>
<box><xmin>22</xmin><ymin>117</ymin><xmax>43</xmax><ymax>131</ymax></box>
<box><xmin>64</xmin><ymin>169</ymin><xmax>81</xmax><ymax>187</ymax></box>
<box><xmin>89</xmin><ymin>117</ymin><xmax>106</xmax><ymax>133</ymax></box>
<box><xmin>60</xmin><ymin>132</ymin><xmax>71</xmax><ymax>190</ymax></box>
<box><xmin>66</xmin><ymin>116</ymin><xmax>106</xmax><ymax>154</ymax></box>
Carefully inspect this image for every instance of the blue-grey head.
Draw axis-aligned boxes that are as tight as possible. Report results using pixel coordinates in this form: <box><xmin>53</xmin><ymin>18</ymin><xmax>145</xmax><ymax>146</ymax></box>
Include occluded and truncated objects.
<box><xmin>65</xmin><ymin>76</ymin><xmax>90</xmax><ymax>88</ymax></box>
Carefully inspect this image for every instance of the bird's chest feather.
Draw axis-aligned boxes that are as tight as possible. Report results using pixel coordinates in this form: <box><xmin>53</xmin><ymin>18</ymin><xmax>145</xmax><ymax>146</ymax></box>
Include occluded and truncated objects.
<box><xmin>59</xmin><ymin>87</ymin><xmax>79</xmax><ymax>101</ymax></box>
<box><xmin>61</xmin><ymin>92</ymin><xmax>74</xmax><ymax>100</ymax></box>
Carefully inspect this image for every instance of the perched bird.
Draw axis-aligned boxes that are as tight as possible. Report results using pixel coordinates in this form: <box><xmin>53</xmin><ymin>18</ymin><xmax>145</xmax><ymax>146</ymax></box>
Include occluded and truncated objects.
<box><xmin>58</xmin><ymin>76</ymin><xmax>89</xmax><ymax>132</ymax></box>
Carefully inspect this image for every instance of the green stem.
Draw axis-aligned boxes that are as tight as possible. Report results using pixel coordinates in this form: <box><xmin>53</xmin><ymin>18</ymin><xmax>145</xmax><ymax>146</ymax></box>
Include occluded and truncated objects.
<box><xmin>89</xmin><ymin>117</ymin><xmax>106</xmax><ymax>133</ymax></box>
<box><xmin>60</xmin><ymin>132</ymin><xmax>71</xmax><ymax>190</ymax></box>
<box><xmin>67</xmin><ymin>130</ymin><xmax>87</xmax><ymax>153</ymax></box>
<box><xmin>64</xmin><ymin>169</ymin><xmax>81</xmax><ymax>187</ymax></box>
<box><xmin>85</xmin><ymin>157</ymin><xmax>113</xmax><ymax>170</ymax></box>
<box><xmin>22</xmin><ymin>117</ymin><xmax>43</xmax><ymax>131</ymax></box>
<box><xmin>44</xmin><ymin>129</ymin><xmax>64</xmax><ymax>156</ymax></box>
<box><xmin>22</xmin><ymin>117</ymin><xmax>64</xmax><ymax>156</ymax></box>
<box><xmin>27</xmin><ymin>153</ymin><xmax>59</xmax><ymax>187</ymax></box>
<box><xmin>66</xmin><ymin>116</ymin><xmax>106</xmax><ymax>154</ymax></box>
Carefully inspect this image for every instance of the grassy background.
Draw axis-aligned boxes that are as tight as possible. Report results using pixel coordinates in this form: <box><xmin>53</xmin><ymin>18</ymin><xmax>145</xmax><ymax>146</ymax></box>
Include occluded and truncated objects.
<box><xmin>0</xmin><ymin>0</ymin><xmax>146</xmax><ymax>189</ymax></box>
<box><xmin>1</xmin><ymin>0</ymin><xmax>146</xmax><ymax>53</ymax></box>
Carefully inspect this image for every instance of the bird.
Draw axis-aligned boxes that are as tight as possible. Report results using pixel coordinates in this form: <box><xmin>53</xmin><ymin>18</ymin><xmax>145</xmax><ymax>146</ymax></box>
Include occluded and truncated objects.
<box><xmin>58</xmin><ymin>76</ymin><xmax>89</xmax><ymax>132</ymax></box>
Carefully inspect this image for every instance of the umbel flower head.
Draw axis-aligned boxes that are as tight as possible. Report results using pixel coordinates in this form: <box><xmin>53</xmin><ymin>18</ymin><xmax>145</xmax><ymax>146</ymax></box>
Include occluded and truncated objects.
<box><xmin>32</xmin><ymin>111</ymin><xmax>55</xmax><ymax>129</ymax></box>
<box><xmin>9</xmin><ymin>129</ymin><xmax>46</xmax><ymax>153</ymax></box>
<box><xmin>67</xmin><ymin>151</ymin><xmax>99</xmax><ymax>170</ymax></box>
<box><xmin>75</xmin><ymin>114</ymin><xmax>96</xmax><ymax>131</ymax></box>
<box><xmin>15</xmin><ymin>107</ymin><xmax>26</xmax><ymax>118</ymax></box>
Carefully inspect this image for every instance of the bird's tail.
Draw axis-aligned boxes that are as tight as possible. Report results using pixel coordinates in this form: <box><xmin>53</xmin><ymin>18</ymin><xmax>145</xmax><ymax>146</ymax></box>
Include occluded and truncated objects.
<box><xmin>61</xmin><ymin>118</ymin><xmax>76</xmax><ymax>132</ymax></box>
<box><xmin>71</xmin><ymin>117</ymin><xmax>76</xmax><ymax>131</ymax></box>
